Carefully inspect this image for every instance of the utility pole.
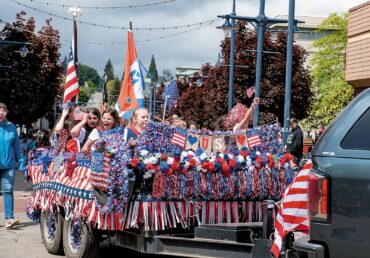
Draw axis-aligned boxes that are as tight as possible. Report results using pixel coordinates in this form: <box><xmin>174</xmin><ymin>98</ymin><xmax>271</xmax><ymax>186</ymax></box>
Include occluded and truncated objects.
<box><xmin>228</xmin><ymin>0</ymin><xmax>236</xmax><ymax>112</ymax></box>
<box><xmin>283</xmin><ymin>0</ymin><xmax>296</xmax><ymax>144</ymax></box>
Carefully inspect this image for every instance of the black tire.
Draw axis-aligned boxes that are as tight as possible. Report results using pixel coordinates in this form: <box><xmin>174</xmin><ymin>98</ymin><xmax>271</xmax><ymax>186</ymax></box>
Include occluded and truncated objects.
<box><xmin>40</xmin><ymin>210</ymin><xmax>64</xmax><ymax>254</ymax></box>
<box><xmin>63</xmin><ymin>218</ymin><xmax>98</xmax><ymax>258</ymax></box>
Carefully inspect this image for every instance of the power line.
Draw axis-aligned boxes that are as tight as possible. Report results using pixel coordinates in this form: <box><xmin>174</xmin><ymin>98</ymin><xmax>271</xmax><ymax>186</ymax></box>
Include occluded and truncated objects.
<box><xmin>24</xmin><ymin>0</ymin><xmax>176</xmax><ymax>9</ymax></box>
<box><xmin>10</xmin><ymin>0</ymin><xmax>218</xmax><ymax>31</ymax></box>
<box><xmin>0</xmin><ymin>18</ymin><xmax>219</xmax><ymax>45</ymax></box>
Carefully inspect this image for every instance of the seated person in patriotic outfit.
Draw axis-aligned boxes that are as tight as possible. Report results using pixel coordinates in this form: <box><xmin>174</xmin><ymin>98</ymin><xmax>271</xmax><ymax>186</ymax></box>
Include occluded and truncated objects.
<box><xmin>123</xmin><ymin>108</ymin><xmax>149</xmax><ymax>147</ymax></box>
<box><xmin>232</xmin><ymin>97</ymin><xmax>260</xmax><ymax>132</ymax></box>
<box><xmin>50</xmin><ymin>103</ymin><xmax>80</xmax><ymax>153</ymax></box>
<box><xmin>70</xmin><ymin>107</ymin><xmax>101</xmax><ymax>150</ymax></box>
<box><xmin>81</xmin><ymin>107</ymin><xmax>120</xmax><ymax>154</ymax></box>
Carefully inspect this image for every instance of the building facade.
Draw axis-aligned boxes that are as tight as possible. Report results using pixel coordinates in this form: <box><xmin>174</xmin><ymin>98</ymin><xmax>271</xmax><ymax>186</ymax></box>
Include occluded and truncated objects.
<box><xmin>270</xmin><ymin>15</ymin><xmax>329</xmax><ymax>58</ymax></box>
<box><xmin>346</xmin><ymin>2</ymin><xmax>370</xmax><ymax>95</ymax></box>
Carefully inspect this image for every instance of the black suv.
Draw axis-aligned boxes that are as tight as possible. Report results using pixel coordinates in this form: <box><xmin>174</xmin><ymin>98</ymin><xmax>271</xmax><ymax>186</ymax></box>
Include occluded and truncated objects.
<box><xmin>293</xmin><ymin>88</ymin><xmax>370</xmax><ymax>258</ymax></box>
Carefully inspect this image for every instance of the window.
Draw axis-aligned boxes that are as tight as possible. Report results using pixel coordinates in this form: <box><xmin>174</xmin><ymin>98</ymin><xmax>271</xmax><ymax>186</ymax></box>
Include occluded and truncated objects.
<box><xmin>341</xmin><ymin>108</ymin><xmax>370</xmax><ymax>150</ymax></box>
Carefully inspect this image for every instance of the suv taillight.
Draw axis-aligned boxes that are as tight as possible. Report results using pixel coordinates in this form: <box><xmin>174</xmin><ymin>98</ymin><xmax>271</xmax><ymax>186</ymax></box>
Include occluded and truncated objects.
<box><xmin>308</xmin><ymin>171</ymin><xmax>328</xmax><ymax>222</ymax></box>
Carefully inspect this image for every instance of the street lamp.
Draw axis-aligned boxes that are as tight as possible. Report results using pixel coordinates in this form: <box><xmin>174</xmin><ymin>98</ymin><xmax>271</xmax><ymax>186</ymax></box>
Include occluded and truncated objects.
<box><xmin>216</xmin><ymin>16</ymin><xmax>237</xmax><ymax>37</ymax></box>
<box><xmin>15</xmin><ymin>44</ymin><xmax>31</xmax><ymax>57</ymax></box>
<box><xmin>0</xmin><ymin>40</ymin><xmax>31</xmax><ymax>57</ymax></box>
<box><xmin>217</xmin><ymin>0</ymin><xmax>237</xmax><ymax>113</ymax></box>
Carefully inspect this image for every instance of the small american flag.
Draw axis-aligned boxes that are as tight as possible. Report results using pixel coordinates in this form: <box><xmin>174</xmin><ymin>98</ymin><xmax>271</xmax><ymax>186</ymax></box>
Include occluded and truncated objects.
<box><xmin>89</xmin><ymin>153</ymin><xmax>111</xmax><ymax>191</ymax></box>
<box><xmin>247</xmin><ymin>134</ymin><xmax>262</xmax><ymax>148</ymax></box>
<box><xmin>246</xmin><ymin>86</ymin><xmax>255</xmax><ymax>98</ymax></box>
<box><xmin>63</xmin><ymin>46</ymin><xmax>79</xmax><ymax>103</ymax></box>
<box><xmin>271</xmin><ymin>161</ymin><xmax>312</xmax><ymax>257</ymax></box>
<box><xmin>171</xmin><ymin>129</ymin><xmax>187</xmax><ymax>148</ymax></box>
<box><xmin>162</xmin><ymin>80</ymin><xmax>179</xmax><ymax>110</ymax></box>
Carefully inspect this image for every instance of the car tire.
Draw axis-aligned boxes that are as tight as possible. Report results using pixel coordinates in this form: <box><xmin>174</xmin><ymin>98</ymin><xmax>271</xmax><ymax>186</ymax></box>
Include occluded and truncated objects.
<box><xmin>40</xmin><ymin>210</ymin><xmax>64</xmax><ymax>254</ymax></box>
<box><xmin>63</xmin><ymin>218</ymin><xmax>98</xmax><ymax>258</ymax></box>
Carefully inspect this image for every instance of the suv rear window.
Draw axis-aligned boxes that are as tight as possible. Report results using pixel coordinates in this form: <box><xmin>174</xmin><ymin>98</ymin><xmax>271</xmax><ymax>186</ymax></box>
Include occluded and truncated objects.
<box><xmin>341</xmin><ymin>107</ymin><xmax>370</xmax><ymax>150</ymax></box>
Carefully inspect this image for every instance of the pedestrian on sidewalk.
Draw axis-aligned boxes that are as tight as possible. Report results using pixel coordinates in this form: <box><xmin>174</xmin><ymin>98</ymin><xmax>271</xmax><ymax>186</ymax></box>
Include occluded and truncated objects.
<box><xmin>0</xmin><ymin>103</ymin><xmax>24</xmax><ymax>229</ymax></box>
<box><xmin>286</xmin><ymin>117</ymin><xmax>304</xmax><ymax>167</ymax></box>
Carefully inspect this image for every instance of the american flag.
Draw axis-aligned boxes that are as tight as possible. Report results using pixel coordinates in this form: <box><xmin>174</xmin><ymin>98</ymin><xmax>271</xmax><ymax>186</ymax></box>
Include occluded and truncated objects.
<box><xmin>162</xmin><ymin>80</ymin><xmax>179</xmax><ymax>110</ymax></box>
<box><xmin>171</xmin><ymin>128</ymin><xmax>187</xmax><ymax>148</ymax></box>
<box><xmin>271</xmin><ymin>161</ymin><xmax>312</xmax><ymax>258</ymax></box>
<box><xmin>246</xmin><ymin>86</ymin><xmax>255</xmax><ymax>98</ymax></box>
<box><xmin>63</xmin><ymin>46</ymin><xmax>79</xmax><ymax>103</ymax></box>
<box><xmin>247</xmin><ymin>134</ymin><xmax>262</xmax><ymax>148</ymax></box>
<box><xmin>89</xmin><ymin>153</ymin><xmax>111</xmax><ymax>191</ymax></box>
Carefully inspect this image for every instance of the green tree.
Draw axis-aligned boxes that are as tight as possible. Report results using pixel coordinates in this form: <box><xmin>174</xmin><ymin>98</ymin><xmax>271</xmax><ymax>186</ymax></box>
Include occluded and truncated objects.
<box><xmin>78</xmin><ymin>80</ymin><xmax>96</xmax><ymax>104</ymax></box>
<box><xmin>104</xmin><ymin>59</ymin><xmax>114</xmax><ymax>81</ymax></box>
<box><xmin>305</xmin><ymin>13</ymin><xmax>354</xmax><ymax>127</ymax></box>
<box><xmin>148</xmin><ymin>55</ymin><xmax>158</xmax><ymax>82</ymax></box>
<box><xmin>176</xmin><ymin>21</ymin><xmax>313</xmax><ymax>128</ymax></box>
<box><xmin>61</xmin><ymin>55</ymin><xmax>67</xmax><ymax>74</ymax></box>
<box><xmin>77</xmin><ymin>64</ymin><xmax>101</xmax><ymax>88</ymax></box>
<box><xmin>0</xmin><ymin>12</ymin><xmax>63</xmax><ymax>126</ymax></box>
<box><xmin>107</xmin><ymin>77</ymin><xmax>121</xmax><ymax>106</ymax></box>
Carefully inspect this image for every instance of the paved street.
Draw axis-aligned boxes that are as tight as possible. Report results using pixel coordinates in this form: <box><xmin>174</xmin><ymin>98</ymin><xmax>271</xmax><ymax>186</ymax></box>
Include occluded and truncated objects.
<box><xmin>0</xmin><ymin>172</ymin><xmax>56</xmax><ymax>258</ymax></box>
<box><xmin>0</xmin><ymin>172</ymin><xmax>170</xmax><ymax>258</ymax></box>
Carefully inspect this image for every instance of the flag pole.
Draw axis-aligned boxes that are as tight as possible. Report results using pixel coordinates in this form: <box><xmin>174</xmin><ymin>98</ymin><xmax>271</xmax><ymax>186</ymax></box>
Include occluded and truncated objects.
<box><xmin>163</xmin><ymin>95</ymin><xmax>168</xmax><ymax>122</ymax></box>
<box><xmin>68</xmin><ymin>6</ymin><xmax>82</xmax><ymax>104</ymax></box>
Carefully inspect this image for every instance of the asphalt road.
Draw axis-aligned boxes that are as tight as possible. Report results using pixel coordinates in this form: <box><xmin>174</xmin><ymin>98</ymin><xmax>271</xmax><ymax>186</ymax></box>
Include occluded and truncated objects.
<box><xmin>0</xmin><ymin>172</ymin><xmax>174</xmax><ymax>258</ymax></box>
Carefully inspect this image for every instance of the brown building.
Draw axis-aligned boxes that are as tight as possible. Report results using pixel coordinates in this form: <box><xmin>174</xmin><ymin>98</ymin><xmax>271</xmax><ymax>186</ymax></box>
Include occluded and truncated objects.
<box><xmin>346</xmin><ymin>2</ymin><xmax>370</xmax><ymax>95</ymax></box>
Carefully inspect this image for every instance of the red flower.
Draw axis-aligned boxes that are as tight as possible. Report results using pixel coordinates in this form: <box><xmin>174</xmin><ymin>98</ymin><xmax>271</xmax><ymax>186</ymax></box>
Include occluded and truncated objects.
<box><xmin>207</xmin><ymin>163</ymin><xmax>215</xmax><ymax>172</ymax></box>
<box><xmin>267</xmin><ymin>155</ymin><xmax>275</xmax><ymax>168</ymax></box>
<box><xmin>154</xmin><ymin>166</ymin><xmax>160</xmax><ymax>173</ymax></box>
<box><xmin>165</xmin><ymin>168</ymin><xmax>173</xmax><ymax>176</ymax></box>
<box><xmin>146</xmin><ymin>164</ymin><xmax>154</xmax><ymax>170</ymax></box>
<box><xmin>180</xmin><ymin>168</ymin><xmax>188</xmax><ymax>174</ymax></box>
<box><xmin>171</xmin><ymin>162</ymin><xmax>179</xmax><ymax>171</ymax></box>
<box><xmin>201</xmin><ymin>162</ymin><xmax>209</xmax><ymax>170</ymax></box>
<box><xmin>130</xmin><ymin>157</ymin><xmax>140</xmax><ymax>167</ymax></box>
<box><xmin>222</xmin><ymin>163</ymin><xmax>230</xmax><ymax>174</ymax></box>
<box><xmin>256</xmin><ymin>156</ymin><xmax>263</xmax><ymax>165</ymax></box>
<box><xmin>216</xmin><ymin>157</ymin><xmax>226</xmax><ymax>164</ymax></box>
<box><xmin>280</xmin><ymin>153</ymin><xmax>293</xmax><ymax>164</ymax></box>
<box><xmin>228</xmin><ymin>159</ymin><xmax>237</xmax><ymax>168</ymax></box>
<box><xmin>161</xmin><ymin>154</ymin><xmax>168</xmax><ymax>161</ymax></box>
<box><xmin>240</xmin><ymin>151</ymin><xmax>249</xmax><ymax>157</ymax></box>
<box><xmin>189</xmin><ymin>158</ymin><xmax>197</xmax><ymax>167</ymax></box>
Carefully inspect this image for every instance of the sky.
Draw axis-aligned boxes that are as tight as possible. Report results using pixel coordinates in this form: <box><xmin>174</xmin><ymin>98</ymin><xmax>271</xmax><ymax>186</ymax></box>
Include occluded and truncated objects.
<box><xmin>0</xmin><ymin>0</ymin><xmax>367</xmax><ymax>79</ymax></box>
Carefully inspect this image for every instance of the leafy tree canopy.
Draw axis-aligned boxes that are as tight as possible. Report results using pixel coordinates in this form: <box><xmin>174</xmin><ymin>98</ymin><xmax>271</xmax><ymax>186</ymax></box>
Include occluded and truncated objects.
<box><xmin>77</xmin><ymin>64</ymin><xmax>101</xmax><ymax>88</ymax></box>
<box><xmin>107</xmin><ymin>77</ymin><xmax>121</xmax><ymax>106</ymax></box>
<box><xmin>175</xmin><ymin>21</ymin><xmax>313</xmax><ymax>129</ymax></box>
<box><xmin>304</xmin><ymin>13</ymin><xmax>353</xmax><ymax>128</ymax></box>
<box><xmin>0</xmin><ymin>12</ymin><xmax>63</xmax><ymax>126</ymax></box>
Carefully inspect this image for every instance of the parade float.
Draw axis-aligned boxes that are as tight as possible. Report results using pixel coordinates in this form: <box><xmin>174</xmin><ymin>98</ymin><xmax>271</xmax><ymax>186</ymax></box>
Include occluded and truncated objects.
<box><xmin>25</xmin><ymin>121</ymin><xmax>296</xmax><ymax>258</ymax></box>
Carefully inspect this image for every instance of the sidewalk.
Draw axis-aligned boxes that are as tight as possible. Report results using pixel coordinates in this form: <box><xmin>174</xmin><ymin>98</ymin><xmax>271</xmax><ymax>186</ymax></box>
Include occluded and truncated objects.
<box><xmin>0</xmin><ymin>171</ymin><xmax>33</xmax><ymax>213</ymax></box>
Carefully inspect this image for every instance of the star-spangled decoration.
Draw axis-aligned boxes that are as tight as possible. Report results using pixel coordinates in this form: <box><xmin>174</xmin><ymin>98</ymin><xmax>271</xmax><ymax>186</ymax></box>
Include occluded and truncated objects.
<box><xmin>136</xmin><ymin>193</ymin><xmax>142</xmax><ymax>200</ymax></box>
